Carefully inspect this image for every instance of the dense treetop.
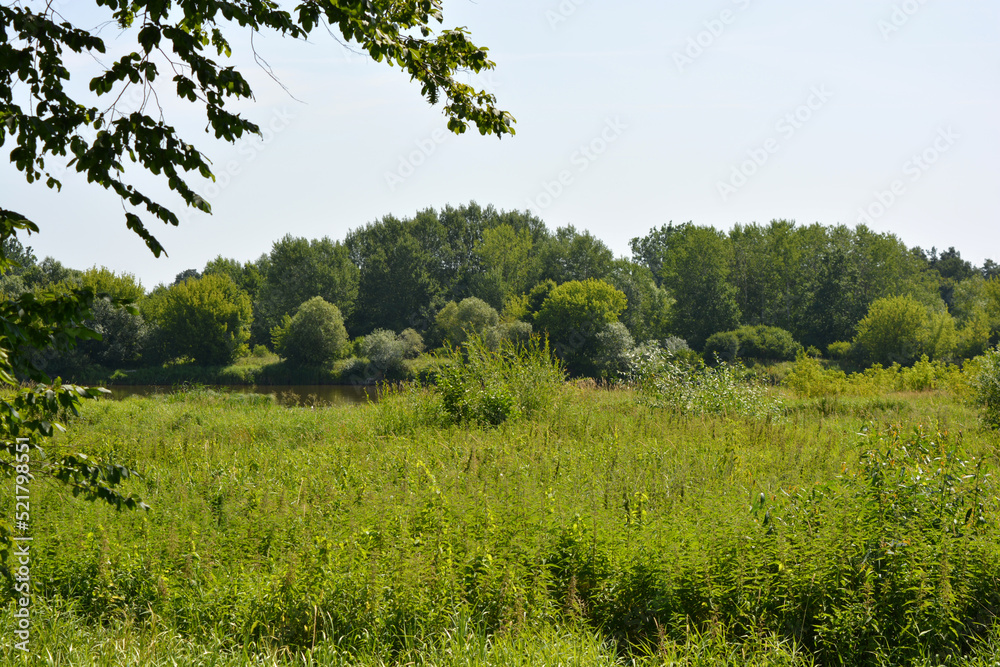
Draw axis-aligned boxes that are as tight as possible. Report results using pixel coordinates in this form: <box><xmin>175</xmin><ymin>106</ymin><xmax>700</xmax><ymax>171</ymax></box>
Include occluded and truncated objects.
<box><xmin>5</xmin><ymin>202</ymin><xmax>999</xmax><ymax>377</ymax></box>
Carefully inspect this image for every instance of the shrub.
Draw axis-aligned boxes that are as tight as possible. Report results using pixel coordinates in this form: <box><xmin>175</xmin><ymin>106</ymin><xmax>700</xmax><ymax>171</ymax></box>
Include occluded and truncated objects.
<box><xmin>782</xmin><ymin>353</ymin><xmax>850</xmax><ymax>398</ymax></box>
<box><xmin>626</xmin><ymin>345</ymin><xmax>782</xmax><ymax>419</ymax></box>
<box><xmin>434</xmin><ymin>297</ymin><xmax>499</xmax><ymax>347</ymax></box>
<box><xmin>361</xmin><ymin>329</ymin><xmax>407</xmax><ymax>379</ymax></box>
<box><xmin>397</xmin><ymin>328</ymin><xmax>425</xmax><ymax>358</ymax></box>
<box><xmin>434</xmin><ymin>334</ymin><xmax>565</xmax><ymax>426</ymax></box>
<box><xmin>853</xmin><ymin>296</ymin><xmax>957</xmax><ymax>365</ymax></box>
<box><xmin>705</xmin><ymin>325</ymin><xmax>802</xmax><ymax>363</ymax></box>
<box><xmin>481</xmin><ymin>320</ymin><xmax>533</xmax><ymax>350</ymax></box>
<box><xmin>534</xmin><ymin>279</ymin><xmax>627</xmax><ymax>376</ymax></box>
<box><xmin>703</xmin><ymin>331</ymin><xmax>739</xmax><ymax>363</ymax></box>
<box><xmin>593</xmin><ymin>322</ymin><xmax>635</xmax><ymax>381</ymax></box>
<box><xmin>968</xmin><ymin>345</ymin><xmax>1000</xmax><ymax>428</ymax></box>
<box><xmin>275</xmin><ymin>296</ymin><xmax>348</xmax><ymax>366</ymax></box>
<box><xmin>143</xmin><ymin>274</ymin><xmax>252</xmax><ymax>365</ymax></box>
<box><xmin>827</xmin><ymin>341</ymin><xmax>853</xmax><ymax>360</ymax></box>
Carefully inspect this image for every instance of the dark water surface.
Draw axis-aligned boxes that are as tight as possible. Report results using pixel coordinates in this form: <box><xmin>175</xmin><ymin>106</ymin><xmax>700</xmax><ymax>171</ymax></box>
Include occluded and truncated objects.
<box><xmin>107</xmin><ymin>384</ymin><xmax>377</xmax><ymax>406</ymax></box>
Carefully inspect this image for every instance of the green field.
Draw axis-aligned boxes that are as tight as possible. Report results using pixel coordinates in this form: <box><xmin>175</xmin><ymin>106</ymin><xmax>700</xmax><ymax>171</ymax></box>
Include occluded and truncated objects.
<box><xmin>3</xmin><ymin>382</ymin><xmax>1000</xmax><ymax>666</ymax></box>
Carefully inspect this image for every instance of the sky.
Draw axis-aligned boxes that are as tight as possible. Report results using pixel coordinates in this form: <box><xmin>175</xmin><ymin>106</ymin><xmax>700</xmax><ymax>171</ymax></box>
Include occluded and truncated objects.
<box><xmin>3</xmin><ymin>0</ymin><xmax>1000</xmax><ymax>289</ymax></box>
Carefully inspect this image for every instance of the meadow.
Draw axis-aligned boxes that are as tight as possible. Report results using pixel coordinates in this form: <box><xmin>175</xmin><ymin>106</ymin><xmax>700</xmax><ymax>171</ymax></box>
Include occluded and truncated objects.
<box><xmin>3</xmin><ymin>371</ymin><xmax>1000</xmax><ymax>666</ymax></box>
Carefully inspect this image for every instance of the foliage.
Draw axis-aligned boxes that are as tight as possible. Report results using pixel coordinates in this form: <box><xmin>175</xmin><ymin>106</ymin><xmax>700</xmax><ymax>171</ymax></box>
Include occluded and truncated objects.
<box><xmin>433</xmin><ymin>297</ymin><xmax>499</xmax><ymax>347</ymax></box>
<box><xmin>470</xmin><ymin>223</ymin><xmax>535</xmax><ymax>309</ymax></box>
<box><xmin>827</xmin><ymin>340</ymin><xmax>854</xmax><ymax>360</ymax></box>
<box><xmin>705</xmin><ymin>325</ymin><xmax>802</xmax><ymax>363</ymax></box>
<box><xmin>656</xmin><ymin>224</ymin><xmax>741</xmax><ymax>350</ymax></box>
<box><xmin>534</xmin><ymin>278</ymin><xmax>627</xmax><ymax>376</ymax></box>
<box><xmin>783</xmin><ymin>352</ymin><xmax>961</xmax><ymax>398</ymax></box>
<box><xmin>144</xmin><ymin>274</ymin><xmax>252</xmax><ymax>365</ymax></box>
<box><xmin>535</xmin><ymin>225</ymin><xmax>614</xmax><ymax>284</ymax></box>
<box><xmin>74</xmin><ymin>296</ymin><xmax>151</xmax><ymax>368</ymax></box>
<box><xmin>274</xmin><ymin>296</ymin><xmax>349</xmax><ymax>367</ymax></box>
<box><xmin>253</xmin><ymin>236</ymin><xmax>359</xmax><ymax>347</ymax></box>
<box><xmin>626</xmin><ymin>345</ymin><xmax>783</xmax><ymax>419</ymax></box>
<box><xmin>434</xmin><ymin>334</ymin><xmax>564</xmax><ymax>426</ymax></box>
<box><xmin>967</xmin><ymin>345</ymin><xmax>1000</xmax><ymax>428</ymax></box>
<box><xmin>481</xmin><ymin>320</ymin><xmax>533</xmax><ymax>351</ymax></box>
<box><xmin>1</xmin><ymin>2</ymin><xmax>513</xmax><ymax>258</ymax></box>
<box><xmin>1</xmin><ymin>223</ymin><xmax>147</xmax><ymax>583</ymax></box>
<box><xmin>203</xmin><ymin>255</ymin><xmax>265</xmax><ymax>303</ymax></box>
<box><xmin>855</xmin><ymin>295</ymin><xmax>957</xmax><ymax>365</ymax></box>
<box><xmin>360</xmin><ymin>328</ymin><xmax>424</xmax><ymax>381</ymax></box>
<box><xmin>703</xmin><ymin>330</ymin><xmax>739</xmax><ymax>363</ymax></box>
<box><xmin>781</xmin><ymin>353</ymin><xmax>852</xmax><ymax>398</ymax></box>
<box><xmin>592</xmin><ymin>322</ymin><xmax>635</xmax><ymax>382</ymax></box>
<box><xmin>606</xmin><ymin>259</ymin><xmax>673</xmax><ymax>343</ymax></box>
<box><xmin>80</xmin><ymin>266</ymin><xmax>145</xmax><ymax>302</ymax></box>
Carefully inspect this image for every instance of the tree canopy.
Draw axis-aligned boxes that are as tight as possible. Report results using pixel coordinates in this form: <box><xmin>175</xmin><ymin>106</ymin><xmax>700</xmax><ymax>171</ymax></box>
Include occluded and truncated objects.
<box><xmin>1</xmin><ymin>0</ymin><xmax>514</xmax><ymax>257</ymax></box>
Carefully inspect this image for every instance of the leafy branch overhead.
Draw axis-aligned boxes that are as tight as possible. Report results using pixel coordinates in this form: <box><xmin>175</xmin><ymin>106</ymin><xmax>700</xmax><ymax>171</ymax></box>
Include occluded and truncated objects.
<box><xmin>0</xmin><ymin>0</ymin><xmax>515</xmax><ymax>257</ymax></box>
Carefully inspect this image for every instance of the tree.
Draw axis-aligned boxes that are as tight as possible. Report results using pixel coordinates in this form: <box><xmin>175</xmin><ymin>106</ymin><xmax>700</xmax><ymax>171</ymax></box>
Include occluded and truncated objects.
<box><xmin>1</xmin><ymin>2</ymin><xmax>513</xmax><ymax>257</ymax></box>
<box><xmin>433</xmin><ymin>297</ymin><xmax>499</xmax><ymax>347</ymax></box>
<box><xmin>347</xmin><ymin>217</ymin><xmax>443</xmax><ymax>335</ymax></box>
<box><xmin>144</xmin><ymin>274</ymin><xmax>252</xmax><ymax>365</ymax></box>
<box><xmin>254</xmin><ymin>235</ymin><xmax>359</xmax><ymax>346</ymax></box>
<box><xmin>534</xmin><ymin>279</ymin><xmax>627</xmax><ymax>376</ymax></box>
<box><xmin>71</xmin><ymin>267</ymin><xmax>149</xmax><ymax>368</ymax></box>
<box><xmin>275</xmin><ymin>296</ymin><xmax>348</xmax><ymax>366</ymax></box>
<box><xmin>657</xmin><ymin>224</ymin><xmax>740</xmax><ymax>350</ymax></box>
<box><xmin>470</xmin><ymin>223</ymin><xmax>535</xmax><ymax>309</ymax></box>
<box><xmin>536</xmin><ymin>225</ymin><xmax>614</xmax><ymax>284</ymax></box>
<box><xmin>2</xmin><ymin>0</ymin><xmax>510</xmax><ymax>580</ymax></box>
<box><xmin>605</xmin><ymin>259</ymin><xmax>673</xmax><ymax>343</ymax></box>
<box><xmin>852</xmin><ymin>295</ymin><xmax>957</xmax><ymax>366</ymax></box>
<box><xmin>630</xmin><ymin>222</ymin><xmax>684</xmax><ymax>287</ymax></box>
<box><xmin>204</xmin><ymin>255</ymin><xmax>265</xmax><ymax>303</ymax></box>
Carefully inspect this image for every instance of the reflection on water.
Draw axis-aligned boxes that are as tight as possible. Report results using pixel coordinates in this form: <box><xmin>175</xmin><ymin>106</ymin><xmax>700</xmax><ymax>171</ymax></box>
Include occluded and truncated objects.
<box><xmin>106</xmin><ymin>384</ymin><xmax>378</xmax><ymax>406</ymax></box>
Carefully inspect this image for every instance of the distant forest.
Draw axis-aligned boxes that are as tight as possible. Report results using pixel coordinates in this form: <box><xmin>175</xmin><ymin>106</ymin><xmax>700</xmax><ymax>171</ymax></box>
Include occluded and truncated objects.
<box><xmin>2</xmin><ymin>201</ymin><xmax>998</xmax><ymax>380</ymax></box>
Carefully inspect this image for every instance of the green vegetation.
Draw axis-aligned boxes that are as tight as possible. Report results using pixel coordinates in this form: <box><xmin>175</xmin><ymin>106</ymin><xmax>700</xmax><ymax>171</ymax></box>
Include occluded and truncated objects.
<box><xmin>435</xmin><ymin>334</ymin><xmax>564</xmax><ymax>426</ymax></box>
<box><xmin>273</xmin><ymin>297</ymin><xmax>349</xmax><ymax>367</ymax></box>
<box><xmin>704</xmin><ymin>325</ymin><xmax>803</xmax><ymax>363</ymax></box>
<box><xmin>144</xmin><ymin>274</ymin><xmax>252</xmax><ymax>366</ymax></box>
<box><xmin>5</xmin><ymin>365</ymin><xmax>1000</xmax><ymax>664</ymax></box>
<box><xmin>5</xmin><ymin>206</ymin><xmax>1000</xmax><ymax>387</ymax></box>
<box><xmin>967</xmin><ymin>345</ymin><xmax>1000</xmax><ymax>428</ymax></box>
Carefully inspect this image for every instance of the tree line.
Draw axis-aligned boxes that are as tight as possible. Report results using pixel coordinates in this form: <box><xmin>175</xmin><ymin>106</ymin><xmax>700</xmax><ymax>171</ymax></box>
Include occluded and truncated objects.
<box><xmin>2</xmin><ymin>202</ymin><xmax>998</xmax><ymax>380</ymax></box>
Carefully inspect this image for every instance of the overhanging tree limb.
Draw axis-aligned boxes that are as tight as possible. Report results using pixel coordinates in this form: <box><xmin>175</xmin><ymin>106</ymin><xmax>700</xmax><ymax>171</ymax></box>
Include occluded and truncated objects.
<box><xmin>1</xmin><ymin>0</ymin><xmax>514</xmax><ymax>256</ymax></box>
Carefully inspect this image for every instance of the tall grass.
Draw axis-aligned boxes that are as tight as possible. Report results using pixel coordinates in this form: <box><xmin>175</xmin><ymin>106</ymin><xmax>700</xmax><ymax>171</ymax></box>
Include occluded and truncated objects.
<box><xmin>2</xmin><ymin>378</ymin><xmax>999</xmax><ymax>664</ymax></box>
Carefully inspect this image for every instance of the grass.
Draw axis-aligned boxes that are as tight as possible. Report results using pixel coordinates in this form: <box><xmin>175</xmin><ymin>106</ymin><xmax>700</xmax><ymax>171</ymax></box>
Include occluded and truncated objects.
<box><xmin>3</xmin><ymin>380</ymin><xmax>1000</xmax><ymax>665</ymax></box>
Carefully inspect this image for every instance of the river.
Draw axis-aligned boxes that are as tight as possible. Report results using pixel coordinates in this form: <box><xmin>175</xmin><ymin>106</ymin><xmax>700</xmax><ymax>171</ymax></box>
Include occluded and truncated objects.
<box><xmin>107</xmin><ymin>384</ymin><xmax>378</xmax><ymax>406</ymax></box>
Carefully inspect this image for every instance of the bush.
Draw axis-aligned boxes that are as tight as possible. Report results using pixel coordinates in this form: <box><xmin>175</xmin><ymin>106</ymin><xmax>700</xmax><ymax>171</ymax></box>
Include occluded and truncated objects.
<box><xmin>534</xmin><ymin>279</ymin><xmax>627</xmax><ymax>376</ymax></box>
<box><xmin>143</xmin><ymin>274</ymin><xmax>252</xmax><ymax>365</ymax></box>
<box><xmin>361</xmin><ymin>329</ymin><xmax>407</xmax><ymax>379</ymax></box>
<box><xmin>705</xmin><ymin>325</ymin><xmax>802</xmax><ymax>364</ymax></box>
<box><xmin>827</xmin><ymin>341</ymin><xmax>853</xmax><ymax>360</ymax></box>
<box><xmin>853</xmin><ymin>295</ymin><xmax>957</xmax><ymax>365</ymax></box>
<box><xmin>434</xmin><ymin>297</ymin><xmax>499</xmax><ymax>347</ymax></box>
<box><xmin>781</xmin><ymin>353</ymin><xmax>850</xmax><ymax>398</ymax></box>
<box><xmin>275</xmin><ymin>296</ymin><xmax>349</xmax><ymax>366</ymax></box>
<box><xmin>593</xmin><ymin>322</ymin><xmax>635</xmax><ymax>381</ymax></box>
<box><xmin>703</xmin><ymin>331</ymin><xmax>739</xmax><ymax>363</ymax></box>
<box><xmin>626</xmin><ymin>345</ymin><xmax>782</xmax><ymax>419</ymax></box>
<box><xmin>360</xmin><ymin>328</ymin><xmax>425</xmax><ymax>380</ymax></box>
<box><xmin>968</xmin><ymin>345</ymin><xmax>1000</xmax><ymax>428</ymax></box>
<box><xmin>434</xmin><ymin>334</ymin><xmax>565</xmax><ymax>426</ymax></box>
<box><xmin>481</xmin><ymin>320</ymin><xmax>533</xmax><ymax>350</ymax></box>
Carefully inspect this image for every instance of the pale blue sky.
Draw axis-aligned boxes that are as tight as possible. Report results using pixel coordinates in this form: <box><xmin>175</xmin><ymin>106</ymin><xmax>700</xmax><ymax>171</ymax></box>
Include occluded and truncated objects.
<box><xmin>4</xmin><ymin>0</ymin><xmax>999</xmax><ymax>288</ymax></box>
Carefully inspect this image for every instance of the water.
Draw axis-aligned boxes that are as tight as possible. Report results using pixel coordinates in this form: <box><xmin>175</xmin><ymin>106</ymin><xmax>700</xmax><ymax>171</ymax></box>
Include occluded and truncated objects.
<box><xmin>106</xmin><ymin>384</ymin><xmax>378</xmax><ymax>406</ymax></box>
